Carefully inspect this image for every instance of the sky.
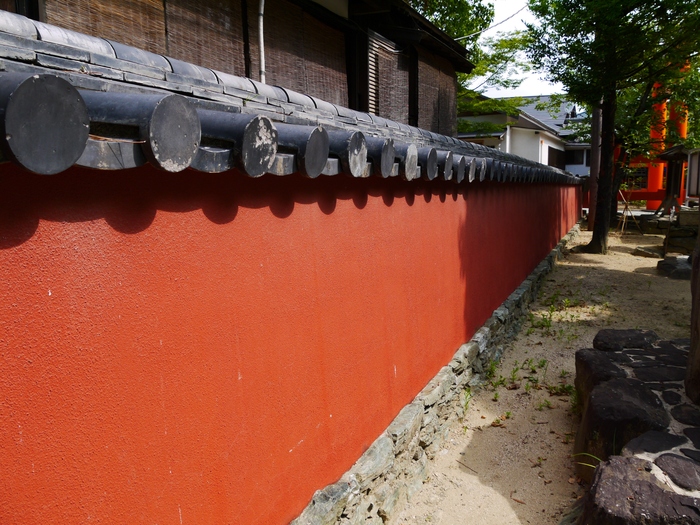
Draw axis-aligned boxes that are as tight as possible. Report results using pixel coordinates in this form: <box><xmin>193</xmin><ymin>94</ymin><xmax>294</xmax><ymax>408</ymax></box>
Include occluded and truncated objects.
<box><xmin>474</xmin><ymin>0</ymin><xmax>564</xmax><ymax>98</ymax></box>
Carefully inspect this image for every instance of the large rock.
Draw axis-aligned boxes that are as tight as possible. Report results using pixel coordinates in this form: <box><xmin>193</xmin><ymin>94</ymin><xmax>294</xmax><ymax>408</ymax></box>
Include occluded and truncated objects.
<box><xmin>658</xmin><ymin>256</ymin><xmax>692</xmax><ymax>280</ymax></box>
<box><xmin>575</xmin><ymin>378</ymin><xmax>670</xmax><ymax>482</ymax></box>
<box><xmin>580</xmin><ymin>456</ymin><xmax>700</xmax><ymax>524</ymax></box>
<box><xmin>593</xmin><ymin>329</ymin><xmax>659</xmax><ymax>352</ymax></box>
<box><xmin>656</xmin><ymin>453</ymin><xmax>700</xmax><ymax>491</ymax></box>
<box><xmin>575</xmin><ymin>348</ymin><xmax>626</xmax><ymax>412</ymax></box>
<box><xmin>621</xmin><ymin>430</ymin><xmax>687</xmax><ymax>456</ymax></box>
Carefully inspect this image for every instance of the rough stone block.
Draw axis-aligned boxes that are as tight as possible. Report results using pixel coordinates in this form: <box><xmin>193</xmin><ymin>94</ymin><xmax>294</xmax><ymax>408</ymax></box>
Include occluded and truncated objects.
<box><xmin>387</xmin><ymin>402</ymin><xmax>423</xmax><ymax>451</ymax></box>
<box><xmin>593</xmin><ymin>329</ymin><xmax>659</xmax><ymax>352</ymax></box>
<box><xmin>405</xmin><ymin>454</ymin><xmax>429</xmax><ymax>500</ymax></box>
<box><xmin>575</xmin><ymin>348</ymin><xmax>627</xmax><ymax>410</ymax></box>
<box><xmin>679</xmin><ymin>210</ymin><xmax>699</xmax><ymax>226</ymax></box>
<box><xmin>419</xmin><ymin>367</ymin><xmax>455</xmax><ymax>408</ymax></box>
<box><xmin>580</xmin><ymin>456</ymin><xmax>700</xmax><ymax>524</ymax></box>
<box><xmin>493</xmin><ymin>305</ymin><xmax>509</xmax><ymax>323</ymax></box>
<box><xmin>574</xmin><ymin>378</ymin><xmax>670</xmax><ymax>482</ymax></box>
<box><xmin>621</xmin><ymin>430</ymin><xmax>687</xmax><ymax>456</ymax></box>
<box><xmin>472</xmin><ymin>327</ymin><xmax>490</xmax><ymax>354</ymax></box>
<box><xmin>454</xmin><ymin>368</ymin><xmax>473</xmax><ymax>388</ymax></box>
<box><xmin>374</xmin><ymin>482</ymin><xmax>407</xmax><ymax>521</ymax></box>
<box><xmin>350</xmin><ymin>435</ymin><xmax>394</xmax><ymax>489</ymax></box>
<box><xmin>449</xmin><ymin>343</ymin><xmax>469</xmax><ymax>373</ymax></box>
<box><xmin>292</xmin><ymin>479</ymin><xmax>356</xmax><ymax>525</ymax></box>
<box><xmin>347</xmin><ymin>495</ymin><xmax>383</xmax><ymax>525</ymax></box>
<box><xmin>655</xmin><ymin>453</ymin><xmax>700</xmax><ymax>491</ymax></box>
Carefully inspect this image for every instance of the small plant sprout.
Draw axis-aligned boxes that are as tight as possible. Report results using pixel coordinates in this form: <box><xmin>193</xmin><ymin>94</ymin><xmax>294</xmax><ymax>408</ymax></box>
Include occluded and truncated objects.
<box><xmin>493</xmin><ymin>391</ymin><xmax>499</xmax><ymax>402</ymax></box>
<box><xmin>485</xmin><ymin>360</ymin><xmax>498</xmax><ymax>380</ymax></box>
<box><xmin>510</xmin><ymin>363</ymin><xmax>520</xmax><ymax>383</ymax></box>
<box><xmin>522</xmin><ymin>358</ymin><xmax>535</xmax><ymax>371</ymax></box>
<box><xmin>462</xmin><ymin>387</ymin><xmax>473</xmax><ymax>411</ymax></box>
<box><xmin>536</xmin><ymin>399</ymin><xmax>553</xmax><ymax>411</ymax></box>
<box><xmin>573</xmin><ymin>452</ymin><xmax>602</xmax><ymax>470</ymax></box>
<box><xmin>547</xmin><ymin>383</ymin><xmax>575</xmax><ymax>396</ymax></box>
<box><xmin>505</xmin><ymin>411</ymin><xmax>512</xmax><ymax>419</ymax></box>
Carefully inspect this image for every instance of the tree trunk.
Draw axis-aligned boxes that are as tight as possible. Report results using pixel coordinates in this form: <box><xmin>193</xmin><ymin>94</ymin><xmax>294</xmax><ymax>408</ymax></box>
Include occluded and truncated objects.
<box><xmin>685</xmin><ymin>230</ymin><xmax>700</xmax><ymax>403</ymax></box>
<box><xmin>588</xmin><ymin>106</ymin><xmax>602</xmax><ymax>231</ymax></box>
<box><xmin>610</xmin><ymin>147</ymin><xmax>628</xmax><ymax>225</ymax></box>
<box><xmin>583</xmin><ymin>90</ymin><xmax>617</xmax><ymax>254</ymax></box>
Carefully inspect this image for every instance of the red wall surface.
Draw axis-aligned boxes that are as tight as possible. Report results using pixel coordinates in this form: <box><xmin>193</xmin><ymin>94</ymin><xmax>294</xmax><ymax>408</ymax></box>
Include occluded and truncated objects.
<box><xmin>0</xmin><ymin>164</ymin><xmax>580</xmax><ymax>524</ymax></box>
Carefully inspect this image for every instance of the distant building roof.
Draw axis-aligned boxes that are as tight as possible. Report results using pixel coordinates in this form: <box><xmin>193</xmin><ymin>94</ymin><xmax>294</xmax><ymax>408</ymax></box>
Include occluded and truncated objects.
<box><xmin>516</xmin><ymin>96</ymin><xmax>587</xmax><ymax>140</ymax></box>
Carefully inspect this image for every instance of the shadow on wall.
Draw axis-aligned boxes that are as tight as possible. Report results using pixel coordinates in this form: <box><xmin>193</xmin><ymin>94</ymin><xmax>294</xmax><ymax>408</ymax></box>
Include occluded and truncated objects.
<box><xmin>458</xmin><ymin>183</ymin><xmax>580</xmax><ymax>341</ymax></box>
<box><xmin>0</xmin><ymin>164</ymin><xmax>465</xmax><ymax>250</ymax></box>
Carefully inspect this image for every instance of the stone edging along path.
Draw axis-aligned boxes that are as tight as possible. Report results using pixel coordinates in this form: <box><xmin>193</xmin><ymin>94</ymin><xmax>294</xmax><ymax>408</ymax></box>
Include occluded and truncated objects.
<box><xmin>574</xmin><ymin>329</ymin><xmax>700</xmax><ymax>524</ymax></box>
<box><xmin>291</xmin><ymin>224</ymin><xmax>582</xmax><ymax>525</ymax></box>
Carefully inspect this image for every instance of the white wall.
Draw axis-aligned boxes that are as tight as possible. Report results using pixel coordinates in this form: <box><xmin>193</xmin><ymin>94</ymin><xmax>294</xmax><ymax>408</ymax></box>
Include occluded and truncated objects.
<box><xmin>509</xmin><ymin>127</ymin><xmax>542</xmax><ymax>163</ymax></box>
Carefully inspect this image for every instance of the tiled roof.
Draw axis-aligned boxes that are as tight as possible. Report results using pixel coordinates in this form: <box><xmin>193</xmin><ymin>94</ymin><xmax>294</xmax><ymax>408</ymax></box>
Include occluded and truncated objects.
<box><xmin>517</xmin><ymin>96</ymin><xmax>586</xmax><ymax>139</ymax></box>
<box><xmin>0</xmin><ymin>10</ymin><xmax>580</xmax><ymax>186</ymax></box>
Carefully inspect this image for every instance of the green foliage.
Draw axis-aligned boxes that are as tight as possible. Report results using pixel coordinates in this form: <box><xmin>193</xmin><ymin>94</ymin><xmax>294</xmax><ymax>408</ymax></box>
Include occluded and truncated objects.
<box><xmin>457</xmin><ymin>31</ymin><xmax>534</xmax><ymax>134</ymax></box>
<box><xmin>526</xmin><ymin>0</ymin><xmax>700</xmax><ymax>253</ymax></box>
<box><xmin>407</xmin><ymin>0</ymin><xmax>535</xmax><ymax>129</ymax></box>
<box><xmin>527</xmin><ymin>0</ymin><xmax>700</xmax><ymax>106</ymax></box>
<box><xmin>407</xmin><ymin>0</ymin><xmax>494</xmax><ymax>44</ymax></box>
<box><xmin>465</xmin><ymin>30</ymin><xmax>534</xmax><ymax>91</ymax></box>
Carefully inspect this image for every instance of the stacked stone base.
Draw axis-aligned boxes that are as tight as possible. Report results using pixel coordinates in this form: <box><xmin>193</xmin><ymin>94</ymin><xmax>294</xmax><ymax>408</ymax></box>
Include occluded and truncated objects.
<box><xmin>291</xmin><ymin>225</ymin><xmax>581</xmax><ymax>524</ymax></box>
<box><xmin>574</xmin><ymin>329</ymin><xmax>700</xmax><ymax>524</ymax></box>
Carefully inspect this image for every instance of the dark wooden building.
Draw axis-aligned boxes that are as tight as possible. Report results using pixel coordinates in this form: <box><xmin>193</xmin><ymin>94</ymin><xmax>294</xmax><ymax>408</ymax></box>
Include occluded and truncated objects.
<box><xmin>2</xmin><ymin>0</ymin><xmax>473</xmax><ymax>136</ymax></box>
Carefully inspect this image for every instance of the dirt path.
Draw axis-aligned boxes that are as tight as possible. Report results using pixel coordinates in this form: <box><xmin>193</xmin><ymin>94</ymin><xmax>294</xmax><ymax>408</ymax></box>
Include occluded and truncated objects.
<box><xmin>394</xmin><ymin>229</ymin><xmax>692</xmax><ymax>524</ymax></box>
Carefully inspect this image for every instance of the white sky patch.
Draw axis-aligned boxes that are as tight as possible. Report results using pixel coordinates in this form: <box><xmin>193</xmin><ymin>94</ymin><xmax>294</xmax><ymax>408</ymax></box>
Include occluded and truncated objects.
<box><xmin>470</xmin><ymin>0</ymin><xmax>564</xmax><ymax>98</ymax></box>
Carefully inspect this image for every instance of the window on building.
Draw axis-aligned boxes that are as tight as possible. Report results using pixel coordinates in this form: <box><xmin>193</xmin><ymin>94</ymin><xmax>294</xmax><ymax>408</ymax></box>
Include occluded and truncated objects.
<box><xmin>548</xmin><ymin>147</ymin><xmax>566</xmax><ymax>170</ymax></box>
<box><xmin>12</xmin><ymin>0</ymin><xmax>42</xmax><ymax>20</ymax></box>
<box><xmin>565</xmin><ymin>149</ymin><xmax>585</xmax><ymax>165</ymax></box>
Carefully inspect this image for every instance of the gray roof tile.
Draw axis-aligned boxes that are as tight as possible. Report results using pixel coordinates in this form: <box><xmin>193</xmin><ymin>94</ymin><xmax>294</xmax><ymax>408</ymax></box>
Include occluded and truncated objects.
<box><xmin>34</xmin><ymin>22</ymin><xmax>115</xmax><ymax>57</ymax></box>
<box><xmin>107</xmin><ymin>40</ymin><xmax>171</xmax><ymax>71</ymax></box>
<box><xmin>0</xmin><ymin>10</ymin><xmax>37</xmax><ymax>39</ymax></box>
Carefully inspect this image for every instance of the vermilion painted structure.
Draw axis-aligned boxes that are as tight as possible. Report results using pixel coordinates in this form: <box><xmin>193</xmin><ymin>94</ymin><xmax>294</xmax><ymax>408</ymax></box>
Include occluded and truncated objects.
<box><xmin>0</xmin><ymin>164</ymin><xmax>580</xmax><ymax>524</ymax></box>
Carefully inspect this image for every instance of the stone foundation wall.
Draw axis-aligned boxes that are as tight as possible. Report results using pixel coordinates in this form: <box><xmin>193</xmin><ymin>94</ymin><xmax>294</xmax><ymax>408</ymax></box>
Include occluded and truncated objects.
<box><xmin>292</xmin><ymin>224</ymin><xmax>582</xmax><ymax>525</ymax></box>
<box><xmin>638</xmin><ymin>212</ymin><xmax>698</xmax><ymax>255</ymax></box>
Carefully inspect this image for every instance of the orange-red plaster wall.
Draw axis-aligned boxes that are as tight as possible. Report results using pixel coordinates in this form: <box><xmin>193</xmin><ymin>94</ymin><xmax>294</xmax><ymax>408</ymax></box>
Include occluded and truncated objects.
<box><xmin>0</xmin><ymin>165</ymin><xmax>580</xmax><ymax>524</ymax></box>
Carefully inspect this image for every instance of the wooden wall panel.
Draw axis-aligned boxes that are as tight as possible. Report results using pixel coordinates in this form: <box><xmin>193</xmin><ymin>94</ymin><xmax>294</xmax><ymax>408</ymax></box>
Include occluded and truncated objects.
<box><xmin>418</xmin><ymin>49</ymin><xmax>457</xmax><ymax>135</ymax></box>
<box><xmin>377</xmin><ymin>48</ymin><xmax>409</xmax><ymax>124</ymax></box>
<box><xmin>45</xmin><ymin>0</ymin><xmax>166</xmax><ymax>54</ymax></box>
<box><xmin>165</xmin><ymin>0</ymin><xmax>246</xmax><ymax>75</ymax></box>
<box><xmin>246</xmin><ymin>0</ymin><xmax>347</xmax><ymax>105</ymax></box>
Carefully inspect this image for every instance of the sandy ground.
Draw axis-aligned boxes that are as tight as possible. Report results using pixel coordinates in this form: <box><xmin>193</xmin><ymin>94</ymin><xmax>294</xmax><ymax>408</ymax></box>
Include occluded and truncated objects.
<box><xmin>394</xmin><ymin>228</ymin><xmax>693</xmax><ymax>525</ymax></box>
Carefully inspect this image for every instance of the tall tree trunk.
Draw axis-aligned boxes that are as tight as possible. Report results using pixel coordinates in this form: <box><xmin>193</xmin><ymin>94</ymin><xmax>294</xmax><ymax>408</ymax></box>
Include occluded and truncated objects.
<box><xmin>610</xmin><ymin>147</ymin><xmax>627</xmax><ymax>224</ymax></box>
<box><xmin>584</xmin><ymin>90</ymin><xmax>617</xmax><ymax>254</ymax></box>
<box><xmin>588</xmin><ymin>106</ymin><xmax>602</xmax><ymax>231</ymax></box>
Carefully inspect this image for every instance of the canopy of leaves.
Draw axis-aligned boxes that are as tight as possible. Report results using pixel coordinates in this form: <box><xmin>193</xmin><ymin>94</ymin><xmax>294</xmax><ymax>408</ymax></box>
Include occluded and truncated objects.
<box><xmin>407</xmin><ymin>1</ymin><xmax>534</xmax><ymax>134</ymax></box>
<box><xmin>408</xmin><ymin>0</ymin><xmax>494</xmax><ymax>46</ymax></box>
<box><xmin>526</xmin><ymin>0</ymin><xmax>700</xmax><ymax>106</ymax></box>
